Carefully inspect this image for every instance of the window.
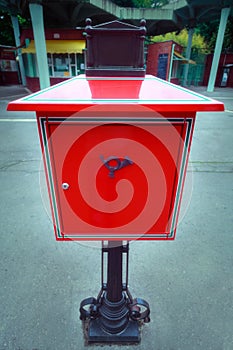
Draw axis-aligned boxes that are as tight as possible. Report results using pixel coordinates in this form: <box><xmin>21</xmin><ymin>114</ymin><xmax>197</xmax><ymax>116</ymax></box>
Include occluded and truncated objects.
<box><xmin>47</xmin><ymin>53</ymin><xmax>84</xmax><ymax>77</ymax></box>
<box><xmin>171</xmin><ymin>60</ymin><xmax>179</xmax><ymax>78</ymax></box>
<box><xmin>157</xmin><ymin>54</ymin><xmax>168</xmax><ymax>80</ymax></box>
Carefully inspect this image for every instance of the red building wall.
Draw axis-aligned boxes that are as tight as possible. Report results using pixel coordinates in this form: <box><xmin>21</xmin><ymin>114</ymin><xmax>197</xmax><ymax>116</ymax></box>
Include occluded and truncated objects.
<box><xmin>203</xmin><ymin>53</ymin><xmax>233</xmax><ymax>87</ymax></box>
<box><xmin>146</xmin><ymin>40</ymin><xmax>183</xmax><ymax>83</ymax></box>
<box><xmin>147</xmin><ymin>41</ymin><xmax>172</xmax><ymax>78</ymax></box>
<box><xmin>21</xmin><ymin>28</ymin><xmax>84</xmax><ymax>43</ymax></box>
<box><xmin>0</xmin><ymin>48</ymin><xmax>20</xmax><ymax>85</ymax></box>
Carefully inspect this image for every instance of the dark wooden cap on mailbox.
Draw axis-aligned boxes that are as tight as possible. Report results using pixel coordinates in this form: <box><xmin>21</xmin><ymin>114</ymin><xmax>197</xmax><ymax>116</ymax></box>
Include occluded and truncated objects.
<box><xmin>84</xmin><ymin>18</ymin><xmax>146</xmax><ymax>77</ymax></box>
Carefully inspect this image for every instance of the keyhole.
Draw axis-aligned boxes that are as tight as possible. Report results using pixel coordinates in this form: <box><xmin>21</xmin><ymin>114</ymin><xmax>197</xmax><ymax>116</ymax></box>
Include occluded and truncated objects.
<box><xmin>62</xmin><ymin>183</ymin><xmax>69</xmax><ymax>190</ymax></box>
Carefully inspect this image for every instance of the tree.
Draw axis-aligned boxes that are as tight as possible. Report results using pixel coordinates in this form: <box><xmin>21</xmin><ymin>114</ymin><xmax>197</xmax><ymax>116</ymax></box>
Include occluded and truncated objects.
<box><xmin>0</xmin><ymin>11</ymin><xmax>14</xmax><ymax>46</ymax></box>
<box><xmin>0</xmin><ymin>10</ymin><xmax>30</xmax><ymax>47</ymax></box>
<box><xmin>196</xmin><ymin>16</ymin><xmax>233</xmax><ymax>52</ymax></box>
<box><xmin>132</xmin><ymin>0</ymin><xmax>154</xmax><ymax>7</ymax></box>
<box><xmin>151</xmin><ymin>29</ymin><xmax>209</xmax><ymax>51</ymax></box>
<box><xmin>112</xmin><ymin>0</ymin><xmax>169</xmax><ymax>7</ymax></box>
<box><xmin>150</xmin><ymin>29</ymin><xmax>209</xmax><ymax>63</ymax></box>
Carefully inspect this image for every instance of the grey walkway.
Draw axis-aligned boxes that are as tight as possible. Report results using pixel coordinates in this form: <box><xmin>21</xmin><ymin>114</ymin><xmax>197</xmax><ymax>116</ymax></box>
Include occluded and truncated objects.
<box><xmin>0</xmin><ymin>85</ymin><xmax>31</xmax><ymax>101</ymax></box>
<box><xmin>0</xmin><ymin>84</ymin><xmax>233</xmax><ymax>350</ymax></box>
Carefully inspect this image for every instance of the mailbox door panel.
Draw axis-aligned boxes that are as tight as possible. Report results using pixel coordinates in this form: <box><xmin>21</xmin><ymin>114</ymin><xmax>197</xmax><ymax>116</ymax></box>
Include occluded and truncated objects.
<box><xmin>38</xmin><ymin>116</ymin><xmax>194</xmax><ymax>240</ymax></box>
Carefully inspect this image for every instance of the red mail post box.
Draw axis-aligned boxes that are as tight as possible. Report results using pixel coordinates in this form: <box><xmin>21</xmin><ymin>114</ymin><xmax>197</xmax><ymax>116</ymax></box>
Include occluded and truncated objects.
<box><xmin>7</xmin><ymin>75</ymin><xmax>223</xmax><ymax>241</ymax></box>
<box><xmin>7</xmin><ymin>19</ymin><xmax>224</xmax><ymax>343</ymax></box>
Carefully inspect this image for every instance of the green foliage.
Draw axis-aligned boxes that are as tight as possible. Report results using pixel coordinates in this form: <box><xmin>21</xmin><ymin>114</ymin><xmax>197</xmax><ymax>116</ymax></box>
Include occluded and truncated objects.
<box><xmin>196</xmin><ymin>16</ymin><xmax>233</xmax><ymax>52</ymax></box>
<box><xmin>0</xmin><ymin>10</ymin><xmax>30</xmax><ymax>46</ymax></box>
<box><xmin>150</xmin><ymin>29</ymin><xmax>209</xmax><ymax>64</ymax></box>
<box><xmin>111</xmin><ymin>0</ymin><xmax>169</xmax><ymax>7</ymax></box>
<box><xmin>132</xmin><ymin>0</ymin><xmax>154</xmax><ymax>7</ymax></box>
<box><xmin>17</xmin><ymin>14</ymin><xmax>30</xmax><ymax>27</ymax></box>
<box><xmin>224</xmin><ymin>18</ymin><xmax>233</xmax><ymax>51</ymax></box>
<box><xmin>151</xmin><ymin>29</ymin><xmax>209</xmax><ymax>52</ymax></box>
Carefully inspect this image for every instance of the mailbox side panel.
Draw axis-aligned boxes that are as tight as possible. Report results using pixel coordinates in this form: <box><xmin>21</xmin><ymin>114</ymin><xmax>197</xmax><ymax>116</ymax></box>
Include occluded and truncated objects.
<box><xmin>36</xmin><ymin>111</ymin><xmax>195</xmax><ymax>241</ymax></box>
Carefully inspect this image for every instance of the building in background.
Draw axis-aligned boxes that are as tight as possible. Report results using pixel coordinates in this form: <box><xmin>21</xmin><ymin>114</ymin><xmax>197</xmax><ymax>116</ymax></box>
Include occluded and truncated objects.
<box><xmin>21</xmin><ymin>28</ymin><xmax>85</xmax><ymax>92</ymax></box>
<box><xmin>203</xmin><ymin>53</ymin><xmax>233</xmax><ymax>88</ymax></box>
<box><xmin>0</xmin><ymin>45</ymin><xmax>20</xmax><ymax>85</ymax></box>
<box><xmin>146</xmin><ymin>40</ymin><xmax>196</xmax><ymax>85</ymax></box>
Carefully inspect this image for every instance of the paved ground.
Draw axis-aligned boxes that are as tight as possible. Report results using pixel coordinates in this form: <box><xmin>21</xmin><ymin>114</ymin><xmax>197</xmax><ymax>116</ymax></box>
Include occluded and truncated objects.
<box><xmin>0</xmin><ymin>84</ymin><xmax>233</xmax><ymax>350</ymax></box>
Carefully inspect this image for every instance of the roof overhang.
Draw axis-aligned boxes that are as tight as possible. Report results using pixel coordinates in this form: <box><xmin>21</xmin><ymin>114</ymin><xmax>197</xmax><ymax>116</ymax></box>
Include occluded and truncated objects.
<box><xmin>174</xmin><ymin>51</ymin><xmax>196</xmax><ymax>64</ymax></box>
<box><xmin>0</xmin><ymin>0</ymin><xmax>232</xmax><ymax>36</ymax></box>
<box><xmin>22</xmin><ymin>40</ymin><xmax>86</xmax><ymax>54</ymax></box>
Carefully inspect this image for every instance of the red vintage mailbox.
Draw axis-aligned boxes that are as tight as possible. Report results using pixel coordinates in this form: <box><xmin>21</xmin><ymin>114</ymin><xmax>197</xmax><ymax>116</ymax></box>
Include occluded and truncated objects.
<box><xmin>7</xmin><ymin>75</ymin><xmax>223</xmax><ymax>242</ymax></box>
<box><xmin>8</xmin><ymin>19</ymin><xmax>224</xmax><ymax>343</ymax></box>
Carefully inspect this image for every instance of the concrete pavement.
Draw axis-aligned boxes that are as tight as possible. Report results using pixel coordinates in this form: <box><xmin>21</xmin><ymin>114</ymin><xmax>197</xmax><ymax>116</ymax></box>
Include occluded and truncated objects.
<box><xmin>0</xmin><ymin>85</ymin><xmax>31</xmax><ymax>102</ymax></box>
<box><xmin>0</xmin><ymin>84</ymin><xmax>233</xmax><ymax>350</ymax></box>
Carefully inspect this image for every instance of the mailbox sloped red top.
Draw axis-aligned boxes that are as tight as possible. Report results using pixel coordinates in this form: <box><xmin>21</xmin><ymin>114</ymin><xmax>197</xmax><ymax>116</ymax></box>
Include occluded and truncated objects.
<box><xmin>7</xmin><ymin>75</ymin><xmax>224</xmax><ymax>113</ymax></box>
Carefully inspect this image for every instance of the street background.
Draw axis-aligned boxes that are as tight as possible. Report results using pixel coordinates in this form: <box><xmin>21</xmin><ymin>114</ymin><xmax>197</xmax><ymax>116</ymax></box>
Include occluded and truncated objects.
<box><xmin>0</xmin><ymin>85</ymin><xmax>233</xmax><ymax>350</ymax></box>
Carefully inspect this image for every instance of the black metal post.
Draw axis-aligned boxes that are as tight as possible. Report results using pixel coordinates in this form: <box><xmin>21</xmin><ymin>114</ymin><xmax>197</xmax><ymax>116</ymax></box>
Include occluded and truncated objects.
<box><xmin>106</xmin><ymin>241</ymin><xmax>123</xmax><ymax>302</ymax></box>
<box><xmin>80</xmin><ymin>241</ymin><xmax>150</xmax><ymax>343</ymax></box>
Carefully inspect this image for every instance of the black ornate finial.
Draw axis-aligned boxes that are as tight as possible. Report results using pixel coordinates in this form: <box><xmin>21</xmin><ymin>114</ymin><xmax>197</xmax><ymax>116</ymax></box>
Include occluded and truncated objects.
<box><xmin>85</xmin><ymin>18</ymin><xmax>92</xmax><ymax>27</ymax></box>
<box><xmin>140</xmin><ymin>19</ymin><xmax>146</xmax><ymax>28</ymax></box>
